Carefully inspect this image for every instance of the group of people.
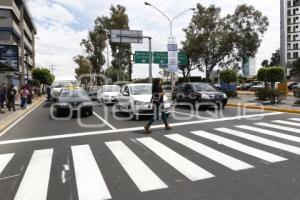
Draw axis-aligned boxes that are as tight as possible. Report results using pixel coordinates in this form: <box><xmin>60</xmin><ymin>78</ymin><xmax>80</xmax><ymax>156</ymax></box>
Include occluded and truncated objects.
<box><xmin>0</xmin><ymin>84</ymin><xmax>34</xmax><ymax>114</ymax></box>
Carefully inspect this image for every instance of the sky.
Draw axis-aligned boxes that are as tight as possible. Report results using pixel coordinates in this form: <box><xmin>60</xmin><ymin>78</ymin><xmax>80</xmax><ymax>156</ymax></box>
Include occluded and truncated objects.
<box><xmin>27</xmin><ymin>0</ymin><xmax>280</xmax><ymax>79</ymax></box>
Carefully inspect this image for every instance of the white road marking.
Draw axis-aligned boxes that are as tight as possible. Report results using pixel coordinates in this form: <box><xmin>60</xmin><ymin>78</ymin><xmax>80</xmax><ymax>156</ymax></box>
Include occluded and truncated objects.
<box><xmin>166</xmin><ymin>134</ymin><xmax>253</xmax><ymax>171</ymax></box>
<box><xmin>137</xmin><ymin>137</ymin><xmax>214</xmax><ymax>181</ymax></box>
<box><xmin>216</xmin><ymin>128</ymin><xmax>300</xmax><ymax>155</ymax></box>
<box><xmin>0</xmin><ymin>153</ymin><xmax>14</xmax><ymax>175</ymax></box>
<box><xmin>0</xmin><ymin>99</ymin><xmax>45</xmax><ymax>137</ymax></box>
<box><xmin>14</xmin><ymin>149</ymin><xmax>53</xmax><ymax>200</ymax></box>
<box><xmin>93</xmin><ymin>112</ymin><xmax>116</xmax><ymax>130</ymax></box>
<box><xmin>289</xmin><ymin>118</ymin><xmax>300</xmax><ymax>122</ymax></box>
<box><xmin>237</xmin><ymin>125</ymin><xmax>300</xmax><ymax>143</ymax></box>
<box><xmin>0</xmin><ymin>112</ymin><xmax>283</xmax><ymax>146</ymax></box>
<box><xmin>255</xmin><ymin>122</ymin><xmax>300</xmax><ymax>133</ymax></box>
<box><xmin>172</xmin><ymin>111</ymin><xmax>210</xmax><ymax>120</ymax></box>
<box><xmin>273</xmin><ymin>120</ymin><xmax>300</xmax><ymax>127</ymax></box>
<box><xmin>106</xmin><ymin>141</ymin><xmax>168</xmax><ymax>192</ymax></box>
<box><xmin>71</xmin><ymin>145</ymin><xmax>111</xmax><ymax>200</ymax></box>
<box><xmin>191</xmin><ymin>131</ymin><xmax>287</xmax><ymax>163</ymax></box>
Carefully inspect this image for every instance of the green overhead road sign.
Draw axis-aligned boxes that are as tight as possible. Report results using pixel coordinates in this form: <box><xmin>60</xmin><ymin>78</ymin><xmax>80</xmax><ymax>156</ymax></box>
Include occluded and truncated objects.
<box><xmin>153</xmin><ymin>52</ymin><xmax>168</xmax><ymax>64</ymax></box>
<box><xmin>135</xmin><ymin>51</ymin><xmax>151</xmax><ymax>64</ymax></box>
<box><xmin>134</xmin><ymin>51</ymin><xmax>188</xmax><ymax>65</ymax></box>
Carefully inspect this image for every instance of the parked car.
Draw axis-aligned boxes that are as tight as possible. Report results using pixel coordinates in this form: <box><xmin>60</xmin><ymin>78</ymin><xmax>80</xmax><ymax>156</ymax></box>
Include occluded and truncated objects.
<box><xmin>240</xmin><ymin>81</ymin><xmax>261</xmax><ymax>90</ymax></box>
<box><xmin>54</xmin><ymin>87</ymin><xmax>93</xmax><ymax>117</ymax></box>
<box><xmin>291</xmin><ymin>82</ymin><xmax>300</xmax><ymax>90</ymax></box>
<box><xmin>172</xmin><ymin>82</ymin><xmax>228</xmax><ymax>109</ymax></box>
<box><xmin>293</xmin><ymin>83</ymin><xmax>300</xmax><ymax>97</ymax></box>
<box><xmin>116</xmin><ymin>83</ymin><xmax>171</xmax><ymax>118</ymax></box>
<box><xmin>288</xmin><ymin>82</ymin><xmax>299</xmax><ymax>90</ymax></box>
<box><xmin>249</xmin><ymin>82</ymin><xmax>267</xmax><ymax>91</ymax></box>
<box><xmin>212</xmin><ymin>83</ymin><xmax>221</xmax><ymax>90</ymax></box>
<box><xmin>97</xmin><ymin>85</ymin><xmax>120</xmax><ymax>104</ymax></box>
<box><xmin>86</xmin><ymin>86</ymin><xmax>101</xmax><ymax>100</ymax></box>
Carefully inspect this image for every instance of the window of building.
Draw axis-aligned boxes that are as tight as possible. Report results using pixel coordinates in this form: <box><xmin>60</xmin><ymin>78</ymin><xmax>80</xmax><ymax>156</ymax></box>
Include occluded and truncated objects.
<box><xmin>288</xmin><ymin>35</ymin><xmax>292</xmax><ymax>41</ymax></box>
<box><xmin>294</xmin><ymin>43</ymin><xmax>299</xmax><ymax>49</ymax></box>
<box><xmin>288</xmin><ymin>53</ymin><xmax>291</xmax><ymax>59</ymax></box>
<box><xmin>293</xmin><ymin>52</ymin><xmax>298</xmax><ymax>58</ymax></box>
<box><xmin>289</xmin><ymin>9</ymin><xmax>292</xmax><ymax>16</ymax></box>
<box><xmin>288</xmin><ymin>43</ymin><xmax>292</xmax><ymax>49</ymax></box>
<box><xmin>293</xmin><ymin>35</ymin><xmax>298</xmax><ymax>41</ymax></box>
<box><xmin>288</xmin><ymin>26</ymin><xmax>292</xmax><ymax>32</ymax></box>
<box><xmin>288</xmin><ymin>18</ymin><xmax>292</xmax><ymax>24</ymax></box>
<box><xmin>288</xmin><ymin>1</ymin><xmax>291</xmax><ymax>7</ymax></box>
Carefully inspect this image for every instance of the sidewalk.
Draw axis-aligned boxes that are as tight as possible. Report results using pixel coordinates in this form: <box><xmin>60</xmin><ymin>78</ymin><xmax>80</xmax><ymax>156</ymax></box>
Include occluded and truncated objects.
<box><xmin>228</xmin><ymin>94</ymin><xmax>300</xmax><ymax>114</ymax></box>
<box><xmin>0</xmin><ymin>96</ymin><xmax>45</xmax><ymax>133</ymax></box>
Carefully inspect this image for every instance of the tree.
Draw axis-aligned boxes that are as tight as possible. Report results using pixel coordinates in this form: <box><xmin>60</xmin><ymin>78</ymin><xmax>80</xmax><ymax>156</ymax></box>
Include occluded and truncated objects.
<box><xmin>32</xmin><ymin>68</ymin><xmax>54</xmax><ymax>86</ymax></box>
<box><xmin>289</xmin><ymin>58</ymin><xmax>300</xmax><ymax>78</ymax></box>
<box><xmin>182</xmin><ymin>3</ymin><xmax>269</xmax><ymax>81</ymax></box>
<box><xmin>105</xmin><ymin>67</ymin><xmax>126</xmax><ymax>83</ymax></box>
<box><xmin>159</xmin><ymin>68</ymin><xmax>171</xmax><ymax>82</ymax></box>
<box><xmin>220</xmin><ymin>69</ymin><xmax>238</xmax><ymax>83</ymax></box>
<box><xmin>257</xmin><ymin>67</ymin><xmax>284</xmax><ymax>89</ymax></box>
<box><xmin>74</xmin><ymin>55</ymin><xmax>91</xmax><ymax>86</ymax></box>
<box><xmin>270</xmin><ymin>49</ymin><xmax>280</xmax><ymax>67</ymax></box>
<box><xmin>261</xmin><ymin>59</ymin><xmax>269</xmax><ymax>67</ymax></box>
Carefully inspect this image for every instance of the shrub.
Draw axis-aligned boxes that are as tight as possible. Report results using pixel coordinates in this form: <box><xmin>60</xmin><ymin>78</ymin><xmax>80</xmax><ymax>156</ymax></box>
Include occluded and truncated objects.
<box><xmin>255</xmin><ymin>88</ymin><xmax>284</xmax><ymax>103</ymax></box>
<box><xmin>257</xmin><ymin>66</ymin><xmax>285</xmax><ymax>88</ymax></box>
<box><xmin>224</xmin><ymin>90</ymin><xmax>237</xmax><ymax>98</ymax></box>
<box><xmin>220</xmin><ymin>69</ymin><xmax>238</xmax><ymax>83</ymax></box>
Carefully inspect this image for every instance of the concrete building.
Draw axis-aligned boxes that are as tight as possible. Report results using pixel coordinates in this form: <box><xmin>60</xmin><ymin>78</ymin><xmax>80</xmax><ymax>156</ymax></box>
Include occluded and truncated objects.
<box><xmin>0</xmin><ymin>0</ymin><xmax>36</xmax><ymax>87</ymax></box>
<box><xmin>241</xmin><ymin>57</ymin><xmax>257</xmax><ymax>78</ymax></box>
<box><xmin>280</xmin><ymin>0</ymin><xmax>300</xmax><ymax>76</ymax></box>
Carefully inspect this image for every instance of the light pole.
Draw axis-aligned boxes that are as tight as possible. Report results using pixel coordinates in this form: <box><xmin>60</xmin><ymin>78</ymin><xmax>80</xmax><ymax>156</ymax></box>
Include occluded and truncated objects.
<box><xmin>145</xmin><ymin>2</ymin><xmax>194</xmax><ymax>90</ymax></box>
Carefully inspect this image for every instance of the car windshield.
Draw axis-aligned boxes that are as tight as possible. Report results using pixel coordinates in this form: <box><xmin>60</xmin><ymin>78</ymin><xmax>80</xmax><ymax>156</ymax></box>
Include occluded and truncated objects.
<box><xmin>59</xmin><ymin>89</ymin><xmax>87</xmax><ymax>98</ymax></box>
<box><xmin>53</xmin><ymin>81</ymin><xmax>78</xmax><ymax>88</ymax></box>
<box><xmin>103</xmin><ymin>85</ymin><xmax>120</xmax><ymax>92</ymax></box>
<box><xmin>192</xmin><ymin>83</ymin><xmax>216</xmax><ymax>91</ymax></box>
<box><xmin>89</xmin><ymin>86</ymin><xmax>101</xmax><ymax>91</ymax></box>
<box><xmin>130</xmin><ymin>85</ymin><xmax>152</xmax><ymax>95</ymax></box>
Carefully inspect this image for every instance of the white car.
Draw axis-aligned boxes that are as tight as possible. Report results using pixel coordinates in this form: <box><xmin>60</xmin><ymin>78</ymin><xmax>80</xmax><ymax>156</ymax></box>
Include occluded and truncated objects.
<box><xmin>117</xmin><ymin>83</ymin><xmax>171</xmax><ymax>117</ymax></box>
<box><xmin>97</xmin><ymin>85</ymin><xmax>120</xmax><ymax>104</ymax></box>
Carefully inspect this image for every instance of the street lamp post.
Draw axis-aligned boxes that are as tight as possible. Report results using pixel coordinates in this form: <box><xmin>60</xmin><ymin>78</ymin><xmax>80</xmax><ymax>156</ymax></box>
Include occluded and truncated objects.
<box><xmin>145</xmin><ymin>2</ymin><xmax>194</xmax><ymax>90</ymax></box>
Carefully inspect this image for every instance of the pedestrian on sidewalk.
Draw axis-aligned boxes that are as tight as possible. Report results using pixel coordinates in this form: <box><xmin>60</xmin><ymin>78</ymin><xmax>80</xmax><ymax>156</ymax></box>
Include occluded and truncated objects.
<box><xmin>27</xmin><ymin>86</ymin><xmax>34</xmax><ymax>105</ymax></box>
<box><xmin>19</xmin><ymin>86</ymin><xmax>29</xmax><ymax>109</ymax></box>
<box><xmin>7</xmin><ymin>84</ymin><xmax>17</xmax><ymax>112</ymax></box>
<box><xmin>46</xmin><ymin>85</ymin><xmax>51</xmax><ymax>101</ymax></box>
<box><xmin>144</xmin><ymin>78</ymin><xmax>171</xmax><ymax>134</ymax></box>
<box><xmin>0</xmin><ymin>83</ymin><xmax>7</xmax><ymax>109</ymax></box>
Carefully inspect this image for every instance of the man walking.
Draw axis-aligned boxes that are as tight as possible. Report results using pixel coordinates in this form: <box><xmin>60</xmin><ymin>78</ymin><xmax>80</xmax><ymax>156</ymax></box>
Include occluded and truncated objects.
<box><xmin>7</xmin><ymin>84</ymin><xmax>17</xmax><ymax>112</ymax></box>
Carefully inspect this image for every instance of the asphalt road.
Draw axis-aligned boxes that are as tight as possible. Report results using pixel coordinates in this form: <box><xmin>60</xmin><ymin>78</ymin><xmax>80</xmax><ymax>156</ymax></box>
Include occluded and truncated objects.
<box><xmin>0</xmin><ymin>101</ymin><xmax>300</xmax><ymax>200</ymax></box>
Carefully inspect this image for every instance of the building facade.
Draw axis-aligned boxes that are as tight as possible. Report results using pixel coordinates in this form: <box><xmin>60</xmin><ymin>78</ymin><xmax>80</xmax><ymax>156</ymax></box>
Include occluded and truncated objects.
<box><xmin>0</xmin><ymin>0</ymin><xmax>36</xmax><ymax>87</ymax></box>
<box><xmin>280</xmin><ymin>0</ymin><xmax>300</xmax><ymax>76</ymax></box>
<box><xmin>241</xmin><ymin>57</ymin><xmax>257</xmax><ymax>78</ymax></box>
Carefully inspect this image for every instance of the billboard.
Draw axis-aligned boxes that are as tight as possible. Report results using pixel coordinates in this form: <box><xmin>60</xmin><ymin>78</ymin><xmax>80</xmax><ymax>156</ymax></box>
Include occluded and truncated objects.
<box><xmin>0</xmin><ymin>45</ymin><xmax>19</xmax><ymax>71</ymax></box>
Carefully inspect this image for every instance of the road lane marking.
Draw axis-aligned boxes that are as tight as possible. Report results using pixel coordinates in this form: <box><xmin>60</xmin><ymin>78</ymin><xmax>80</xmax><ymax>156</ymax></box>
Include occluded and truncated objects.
<box><xmin>105</xmin><ymin>141</ymin><xmax>168</xmax><ymax>192</ymax></box>
<box><xmin>216</xmin><ymin>128</ymin><xmax>300</xmax><ymax>155</ymax></box>
<box><xmin>172</xmin><ymin>111</ymin><xmax>210</xmax><ymax>120</ymax></box>
<box><xmin>0</xmin><ymin>153</ymin><xmax>14</xmax><ymax>175</ymax></box>
<box><xmin>0</xmin><ymin>112</ymin><xmax>283</xmax><ymax>146</ymax></box>
<box><xmin>166</xmin><ymin>134</ymin><xmax>253</xmax><ymax>171</ymax></box>
<box><xmin>289</xmin><ymin>118</ymin><xmax>300</xmax><ymax>122</ymax></box>
<box><xmin>71</xmin><ymin>145</ymin><xmax>111</xmax><ymax>200</ymax></box>
<box><xmin>137</xmin><ymin>137</ymin><xmax>214</xmax><ymax>181</ymax></box>
<box><xmin>191</xmin><ymin>131</ymin><xmax>287</xmax><ymax>163</ymax></box>
<box><xmin>93</xmin><ymin>112</ymin><xmax>116</xmax><ymax>130</ymax></box>
<box><xmin>273</xmin><ymin>120</ymin><xmax>300</xmax><ymax>127</ymax></box>
<box><xmin>255</xmin><ymin>122</ymin><xmax>300</xmax><ymax>133</ymax></box>
<box><xmin>237</xmin><ymin>125</ymin><xmax>300</xmax><ymax>143</ymax></box>
<box><xmin>0</xmin><ymin>99</ymin><xmax>45</xmax><ymax>137</ymax></box>
<box><xmin>14</xmin><ymin>149</ymin><xmax>53</xmax><ymax>200</ymax></box>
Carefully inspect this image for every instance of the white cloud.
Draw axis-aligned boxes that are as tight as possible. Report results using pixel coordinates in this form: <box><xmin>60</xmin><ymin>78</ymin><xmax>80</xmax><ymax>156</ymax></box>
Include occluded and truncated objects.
<box><xmin>27</xmin><ymin>0</ymin><xmax>280</xmax><ymax>79</ymax></box>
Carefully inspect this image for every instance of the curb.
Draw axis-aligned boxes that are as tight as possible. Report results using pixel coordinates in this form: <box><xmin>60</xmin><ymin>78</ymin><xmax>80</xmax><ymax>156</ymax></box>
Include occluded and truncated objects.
<box><xmin>0</xmin><ymin>97</ymin><xmax>45</xmax><ymax>134</ymax></box>
<box><xmin>227</xmin><ymin>102</ymin><xmax>300</xmax><ymax>114</ymax></box>
<box><xmin>237</xmin><ymin>91</ymin><xmax>294</xmax><ymax>97</ymax></box>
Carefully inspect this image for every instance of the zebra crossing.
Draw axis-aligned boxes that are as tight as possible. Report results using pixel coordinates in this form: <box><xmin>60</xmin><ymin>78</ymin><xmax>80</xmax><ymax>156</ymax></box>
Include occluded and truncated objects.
<box><xmin>1</xmin><ymin>118</ymin><xmax>300</xmax><ymax>199</ymax></box>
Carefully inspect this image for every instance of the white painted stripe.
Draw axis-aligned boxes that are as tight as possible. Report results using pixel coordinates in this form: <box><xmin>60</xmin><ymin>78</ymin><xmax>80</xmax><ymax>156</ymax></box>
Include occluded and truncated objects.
<box><xmin>172</xmin><ymin>111</ymin><xmax>210</xmax><ymax>120</ymax></box>
<box><xmin>137</xmin><ymin>137</ymin><xmax>214</xmax><ymax>181</ymax></box>
<box><xmin>0</xmin><ymin>153</ymin><xmax>14</xmax><ymax>174</ymax></box>
<box><xmin>237</xmin><ymin>125</ymin><xmax>300</xmax><ymax>143</ymax></box>
<box><xmin>106</xmin><ymin>141</ymin><xmax>168</xmax><ymax>192</ymax></box>
<box><xmin>93</xmin><ymin>112</ymin><xmax>116</xmax><ymax>130</ymax></box>
<box><xmin>0</xmin><ymin>99</ymin><xmax>45</xmax><ymax>137</ymax></box>
<box><xmin>289</xmin><ymin>118</ymin><xmax>300</xmax><ymax>122</ymax></box>
<box><xmin>166</xmin><ymin>134</ymin><xmax>253</xmax><ymax>171</ymax></box>
<box><xmin>71</xmin><ymin>145</ymin><xmax>111</xmax><ymax>200</ymax></box>
<box><xmin>0</xmin><ymin>112</ymin><xmax>283</xmax><ymax>146</ymax></box>
<box><xmin>216</xmin><ymin>128</ymin><xmax>300</xmax><ymax>155</ymax></box>
<box><xmin>273</xmin><ymin>120</ymin><xmax>300</xmax><ymax>127</ymax></box>
<box><xmin>191</xmin><ymin>131</ymin><xmax>287</xmax><ymax>163</ymax></box>
<box><xmin>255</xmin><ymin>122</ymin><xmax>300</xmax><ymax>133</ymax></box>
<box><xmin>14</xmin><ymin>149</ymin><xmax>53</xmax><ymax>200</ymax></box>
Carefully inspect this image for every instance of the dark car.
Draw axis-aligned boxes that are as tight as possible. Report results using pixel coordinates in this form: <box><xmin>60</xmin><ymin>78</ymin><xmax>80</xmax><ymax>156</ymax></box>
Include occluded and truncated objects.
<box><xmin>172</xmin><ymin>82</ymin><xmax>228</xmax><ymax>109</ymax></box>
<box><xmin>240</xmin><ymin>81</ymin><xmax>261</xmax><ymax>90</ymax></box>
<box><xmin>54</xmin><ymin>88</ymin><xmax>93</xmax><ymax>117</ymax></box>
<box><xmin>86</xmin><ymin>86</ymin><xmax>101</xmax><ymax>100</ymax></box>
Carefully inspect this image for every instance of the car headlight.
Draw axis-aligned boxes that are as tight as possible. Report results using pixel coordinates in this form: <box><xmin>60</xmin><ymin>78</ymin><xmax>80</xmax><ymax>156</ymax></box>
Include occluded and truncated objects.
<box><xmin>223</xmin><ymin>93</ymin><xmax>227</xmax><ymax>98</ymax></box>
<box><xmin>57</xmin><ymin>102</ymin><xmax>69</xmax><ymax>106</ymax></box>
<box><xmin>134</xmin><ymin>100</ymin><xmax>145</xmax><ymax>105</ymax></box>
<box><xmin>201</xmin><ymin>94</ymin><xmax>210</xmax><ymax>99</ymax></box>
<box><xmin>82</xmin><ymin>102</ymin><xmax>92</xmax><ymax>106</ymax></box>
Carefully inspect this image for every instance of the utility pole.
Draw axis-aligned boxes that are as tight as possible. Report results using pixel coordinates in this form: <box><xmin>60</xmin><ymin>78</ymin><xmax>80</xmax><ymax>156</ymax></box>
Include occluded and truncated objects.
<box><xmin>20</xmin><ymin>2</ymin><xmax>25</xmax><ymax>85</ymax></box>
<box><xmin>49</xmin><ymin>64</ymin><xmax>56</xmax><ymax>75</ymax></box>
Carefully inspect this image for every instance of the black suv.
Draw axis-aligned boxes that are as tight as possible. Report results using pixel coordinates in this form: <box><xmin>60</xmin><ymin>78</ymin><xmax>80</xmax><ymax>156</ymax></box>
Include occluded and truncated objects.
<box><xmin>172</xmin><ymin>82</ymin><xmax>228</xmax><ymax>109</ymax></box>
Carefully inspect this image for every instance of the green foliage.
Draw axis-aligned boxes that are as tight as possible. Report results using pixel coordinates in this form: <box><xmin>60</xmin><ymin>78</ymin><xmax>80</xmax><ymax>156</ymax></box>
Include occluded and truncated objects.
<box><xmin>261</xmin><ymin>59</ymin><xmax>269</xmax><ymax>67</ymax></box>
<box><xmin>220</xmin><ymin>69</ymin><xmax>238</xmax><ymax>83</ymax></box>
<box><xmin>289</xmin><ymin>58</ymin><xmax>300</xmax><ymax>77</ymax></box>
<box><xmin>255</xmin><ymin>88</ymin><xmax>284</xmax><ymax>104</ymax></box>
<box><xmin>257</xmin><ymin>67</ymin><xmax>284</xmax><ymax>88</ymax></box>
<box><xmin>30</xmin><ymin>79</ymin><xmax>40</xmax><ymax>87</ymax></box>
<box><xmin>105</xmin><ymin>67</ymin><xmax>127</xmax><ymax>83</ymax></box>
<box><xmin>31</xmin><ymin>68</ymin><xmax>54</xmax><ymax>86</ymax></box>
<box><xmin>261</xmin><ymin>49</ymin><xmax>280</xmax><ymax>68</ymax></box>
<box><xmin>74</xmin><ymin>55</ymin><xmax>91</xmax><ymax>86</ymax></box>
<box><xmin>224</xmin><ymin>90</ymin><xmax>237</xmax><ymax>98</ymax></box>
<box><xmin>257</xmin><ymin>67</ymin><xmax>268</xmax><ymax>82</ymax></box>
